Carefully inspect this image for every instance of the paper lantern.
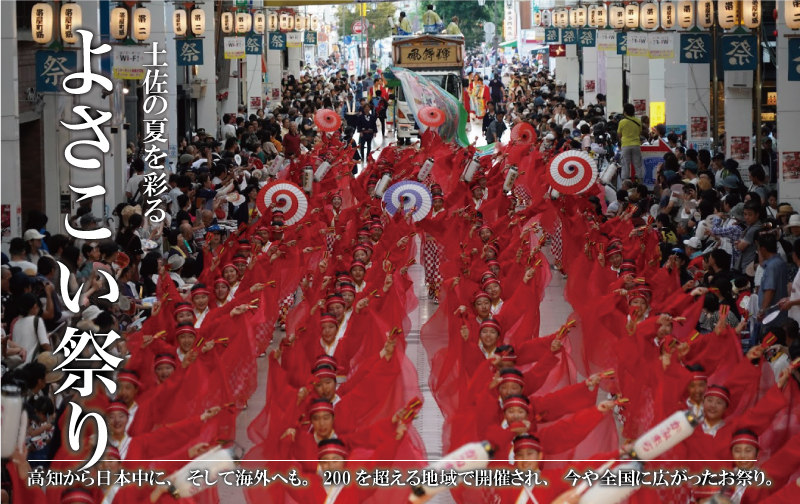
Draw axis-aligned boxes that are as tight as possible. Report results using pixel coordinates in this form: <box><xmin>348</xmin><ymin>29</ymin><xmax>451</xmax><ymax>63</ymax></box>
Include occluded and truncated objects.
<box><xmin>173</xmin><ymin>9</ymin><xmax>188</xmax><ymax>36</ymax></box>
<box><xmin>533</xmin><ymin>11</ymin><xmax>541</xmax><ymax>27</ymax></box>
<box><xmin>660</xmin><ymin>1</ymin><xmax>676</xmax><ymax>29</ymax></box>
<box><xmin>279</xmin><ymin>13</ymin><xmax>293</xmax><ymax>31</ymax></box>
<box><xmin>253</xmin><ymin>12</ymin><xmax>265</xmax><ymax>34</ymax></box>
<box><xmin>697</xmin><ymin>1</ymin><xmax>715</xmax><ymax>28</ymax></box>
<box><xmin>294</xmin><ymin>14</ymin><xmax>306</xmax><ymax>31</ymax></box>
<box><xmin>742</xmin><ymin>1</ymin><xmax>760</xmax><ymax>28</ymax></box>
<box><xmin>594</xmin><ymin>4</ymin><xmax>608</xmax><ymax>27</ymax></box>
<box><xmin>31</xmin><ymin>3</ymin><xmax>54</xmax><ymax>44</ymax></box>
<box><xmin>267</xmin><ymin>12</ymin><xmax>279</xmax><ymax>31</ymax></box>
<box><xmin>570</xmin><ymin>6</ymin><xmax>587</xmax><ymax>27</ymax></box>
<box><xmin>60</xmin><ymin>3</ymin><xmax>82</xmax><ymax>44</ymax></box>
<box><xmin>609</xmin><ymin>4</ymin><xmax>626</xmax><ymax>29</ymax></box>
<box><xmin>236</xmin><ymin>12</ymin><xmax>251</xmax><ymax>33</ymax></box>
<box><xmin>190</xmin><ymin>9</ymin><xmax>205</xmax><ymax>35</ymax></box>
<box><xmin>718</xmin><ymin>0</ymin><xmax>738</xmax><ymax>29</ymax></box>
<box><xmin>640</xmin><ymin>2</ymin><xmax>658</xmax><ymax>30</ymax></box>
<box><xmin>625</xmin><ymin>3</ymin><xmax>640</xmax><ymax>29</ymax></box>
<box><xmin>677</xmin><ymin>1</ymin><xmax>695</xmax><ymax>28</ymax></box>
<box><xmin>558</xmin><ymin>9</ymin><xmax>569</xmax><ymax>28</ymax></box>
<box><xmin>220</xmin><ymin>12</ymin><xmax>234</xmax><ymax>33</ymax></box>
<box><xmin>310</xmin><ymin>15</ymin><xmax>319</xmax><ymax>32</ymax></box>
<box><xmin>788</xmin><ymin>0</ymin><xmax>800</xmax><ymax>29</ymax></box>
<box><xmin>132</xmin><ymin>7</ymin><xmax>151</xmax><ymax>41</ymax></box>
<box><xmin>110</xmin><ymin>6</ymin><xmax>128</xmax><ymax>40</ymax></box>
<box><xmin>541</xmin><ymin>9</ymin><xmax>552</xmax><ymax>27</ymax></box>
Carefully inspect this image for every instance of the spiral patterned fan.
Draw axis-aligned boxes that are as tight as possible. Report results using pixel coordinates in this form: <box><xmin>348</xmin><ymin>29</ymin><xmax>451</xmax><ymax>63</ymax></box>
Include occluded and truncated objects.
<box><xmin>255</xmin><ymin>181</ymin><xmax>309</xmax><ymax>225</ymax></box>
<box><xmin>510</xmin><ymin>122</ymin><xmax>537</xmax><ymax>144</ymax></box>
<box><xmin>314</xmin><ymin>108</ymin><xmax>342</xmax><ymax>133</ymax></box>
<box><xmin>417</xmin><ymin>106</ymin><xmax>446</xmax><ymax>128</ymax></box>
<box><xmin>547</xmin><ymin>150</ymin><xmax>598</xmax><ymax>195</ymax></box>
<box><xmin>383</xmin><ymin>181</ymin><xmax>432</xmax><ymax>222</ymax></box>
<box><xmin>249</xmin><ymin>157</ymin><xmax>264</xmax><ymax>171</ymax></box>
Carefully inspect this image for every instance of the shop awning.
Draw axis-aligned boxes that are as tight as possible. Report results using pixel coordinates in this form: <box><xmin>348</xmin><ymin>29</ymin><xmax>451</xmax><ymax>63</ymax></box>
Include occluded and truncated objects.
<box><xmin>499</xmin><ymin>40</ymin><xmax>517</xmax><ymax>49</ymax></box>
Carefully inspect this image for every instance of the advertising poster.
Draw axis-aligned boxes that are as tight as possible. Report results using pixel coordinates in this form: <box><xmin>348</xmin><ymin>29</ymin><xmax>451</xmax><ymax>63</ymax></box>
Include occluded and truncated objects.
<box><xmin>730</xmin><ymin>136</ymin><xmax>750</xmax><ymax>160</ymax></box>
<box><xmin>633</xmin><ymin>99</ymin><xmax>647</xmax><ymax>116</ymax></box>
<box><xmin>691</xmin><ymin>117</ymin><xmax>708</xmax><ymax>138</ymax></box>
<box><xmin>782</xmin><ymin>152</ymin><xmax>800</xmax><ymax>180</ymax></box>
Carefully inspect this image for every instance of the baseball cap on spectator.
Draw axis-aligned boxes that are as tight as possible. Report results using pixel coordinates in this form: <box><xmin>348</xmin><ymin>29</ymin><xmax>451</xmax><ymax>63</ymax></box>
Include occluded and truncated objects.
<box><xmin>684</xmin><ymin>237</ymin><xmax>702</xmax><ymax>249</ymax></box>
<box><xmin>23</xmin><ymin>229</ymin><xmax>46</xmax><ymax>241</ymax></box>
<box><xmin>79</xmin><ymin>213</ymin><xmax>102</xmax><ymax>227</ymax></box>
<box><xmin>9</xmin><ymin>272</ymin><xmax>35</xmax><ymax>295</ymax></box>
<box><xmin>683</xmin><ymin>161</ymin><xmax>699</xmax><ymax>174</ymax></box>
<box><xmin>776</xmin><ymin>203</ymin><xmax>794</xmax><ymax>218</ymax></box>
<box><xmin>712</xmin><ymin>152</ymin><xmax>725</xmax><ymax>162</ymax></box>
<box><xmin>82</xmin><ymin>305</ymin><xmax>103</xmax><ymax>322</ymax></box>
<box><xmin>723</xmin><ymin>159</ymin><xmax>739</xmax><ymax>172</ymax></box>
<box><xmin>719</xmin><ymin>175</ymin><xmax>739</xmax><ymax>190</ymax></box>
<box><xmin>168</xmin><ymin>254</ymin><xmax>185</xmax><ymax>270</ymax></box>
<box><xmin>179</xmin><ymin>154</ymin><xmax>194</xmax><ymax>165</ymax></box>
<box><xmin>18</xmin><ymin>292</ymin><xmax>39</xmax><ymax>315</ymax></box>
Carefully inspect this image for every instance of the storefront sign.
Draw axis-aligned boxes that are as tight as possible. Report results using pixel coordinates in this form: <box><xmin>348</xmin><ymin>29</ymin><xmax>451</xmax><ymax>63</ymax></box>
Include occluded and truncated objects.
<box><xmin>224</xmin><ymin>37</ymin><xmax>246</xmax><ymax>59</ymax></box>
<box><xmin>35</xmin><ymin>50</ymin><xmax>78</xmax><ymax>92</ymax></box>
<box><xmin>176</xmin><ymin>39</ymin><xmax>203</xmax><ymax>66</ymax></box>
<box><xmin>112</xmin><ymin>46</ymin><xmax>147</xmax><ymax>79</ymax></box>
<box><xmin>680</xmin><ymin>33</ymin><xmax>711</xmax><ymax>64</ymax></box>
<box><xmin>648</xmin><ymin>33</ymin><xmax>674</xmax><ymax>59</ymax></box>
<box><xmin>598</xmin><ymin>30</ymin><xmax>617</xmax><ymax>52</ymax></box>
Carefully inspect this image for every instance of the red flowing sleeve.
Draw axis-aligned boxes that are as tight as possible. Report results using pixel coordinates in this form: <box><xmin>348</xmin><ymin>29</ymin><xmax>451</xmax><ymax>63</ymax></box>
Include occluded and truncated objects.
<box><xmin>530</xmin><ymin>381</ymin><xmax>596</xmax><ymax>422</ymax></box>
<box><xmin>538</xmin><ymin>406</ymin><xmax>605</xmax><ymax>454</ymax></box>
<box><xmin>126</xmin><ymin>415</ymin><xmax>206</xmax><ymax>461</ymax></box>
<box><xmin>734</xmin><ymin>384</ymin><xmax>788</xmax><ymax>435</ymax></box>
<box><xmin>744</xmin><ymin>432</ymin><xmax>800</xmax><ymax>503</ymax></box>
<box><xmin>515</xmin><ymin>334</ymin><xmax>557</xmax><ymax>366</ymax></box>
<box><xmin>335</xmin><ymin>353</ymin><xmax>401</xmax><ymax>434</ymax></box>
